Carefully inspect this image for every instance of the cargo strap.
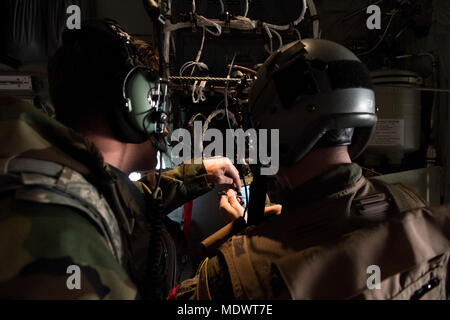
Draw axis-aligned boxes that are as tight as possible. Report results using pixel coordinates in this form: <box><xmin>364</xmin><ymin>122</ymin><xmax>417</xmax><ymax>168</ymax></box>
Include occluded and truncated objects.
<box><xmin>0</xmin><ymin>156</ymin><xmax>124</xmax><ymax>265</ymax></box>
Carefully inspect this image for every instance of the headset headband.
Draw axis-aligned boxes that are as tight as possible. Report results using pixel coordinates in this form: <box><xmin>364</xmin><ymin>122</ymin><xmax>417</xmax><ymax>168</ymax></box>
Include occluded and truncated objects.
<box><xmin>106</xmin><ymin>21</ymin><xmax>140</xmax><ymax>67</ymax></box>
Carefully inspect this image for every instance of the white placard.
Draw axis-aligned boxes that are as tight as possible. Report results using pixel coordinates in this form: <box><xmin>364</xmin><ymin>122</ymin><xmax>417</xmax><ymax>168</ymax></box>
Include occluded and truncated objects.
<box><xmin>0</xmin><ymin>75</ymin><xmax>33</xmax><ymax>91</ymax></box>
<box><xmin>369</xmin><ymin>119</ymin><xmax>405</xmax><ymax>146</ymax></box>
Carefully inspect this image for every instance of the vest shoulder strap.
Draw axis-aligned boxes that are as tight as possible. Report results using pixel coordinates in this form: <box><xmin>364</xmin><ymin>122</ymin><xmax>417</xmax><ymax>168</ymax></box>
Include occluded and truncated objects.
<box><xmin>368</xmin><ymin>178</ymin><xmax>427</xmax><ymax>214</ymax></box>
<box><xmin>0</xmin><ymin>157</ymin><xmax>124</xmax><ymax>265</ymax></box>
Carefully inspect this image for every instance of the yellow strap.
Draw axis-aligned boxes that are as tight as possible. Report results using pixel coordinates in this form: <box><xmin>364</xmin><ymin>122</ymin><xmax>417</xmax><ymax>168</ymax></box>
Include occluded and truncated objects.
<box><xmin>137</xmin><ymin>181</ymin><xmax>153</xmax><ymax>197</ymax></box>
<box><xmin>196</xmin><ymin>258</ymin><xmax>212</xmax><ymax>300</ymax></box>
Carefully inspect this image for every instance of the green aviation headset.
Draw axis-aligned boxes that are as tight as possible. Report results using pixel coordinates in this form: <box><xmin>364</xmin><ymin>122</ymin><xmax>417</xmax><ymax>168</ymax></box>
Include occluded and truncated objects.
<box><xmin>108</xmin><ymin>21</ymin><xmax>169</xmax><ymax>143</ymax></box>
<box><xmin>64</xmin><ymin>19</ymin><xmax>169</xmax><ymax>145</ymax></box>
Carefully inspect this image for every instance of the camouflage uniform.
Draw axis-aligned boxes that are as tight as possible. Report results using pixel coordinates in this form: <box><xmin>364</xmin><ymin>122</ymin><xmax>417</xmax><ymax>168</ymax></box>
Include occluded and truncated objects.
<box><xmin>0</xmin><ymin>97</ymin><xmax>212</xmax><ymax>299</ymax></box>
<box><xmin>173</xmin><ymin>163</ymin><xmax>450</xmax><ymax>300</ymax></box>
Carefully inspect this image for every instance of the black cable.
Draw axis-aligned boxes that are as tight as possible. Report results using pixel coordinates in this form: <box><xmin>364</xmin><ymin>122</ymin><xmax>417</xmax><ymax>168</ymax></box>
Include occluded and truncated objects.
<box><xmin>247</xmin><ymin>166</ymin><xmax>267</xmax><ymax>226</ymax></box>
<box><xmin>358</xmin><ymin>9</ymin><xmax>398</xmax><ymax>57</ymax></box>
<box><xmin>242</xmin><ymin>169</ymin><xmax>249</xmax><ymax>221</ymax></box>
<box><xmin>145</xmin><ymin>195</ymin><xmax>165</xmax><ymax>299</ymax></box>
<box><xmin>155</xmin><ymin>151</ymin><xmax>163</xmax><ymax>192</ymax></box>
<box><xmin>224</xmin><ymin>54</ymin><xmax>237</xmax><ymax>130</ymax></box>
<box><xmin>222</xmin><ymin>52</ymin><xmax>250</xmax><ymax>218</ymax></box>
<box><xmin>144</xmin><ymin>145</ymin><xmax>167</xmax><ymax>300</ymax></box>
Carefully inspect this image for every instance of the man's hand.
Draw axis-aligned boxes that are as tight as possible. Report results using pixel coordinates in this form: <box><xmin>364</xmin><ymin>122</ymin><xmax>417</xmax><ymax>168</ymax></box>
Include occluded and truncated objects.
<box><xmin>203</xmin><ymin>157</ymin><xmax>242</xmax><ymax>190</ymax></box>
<box><xmin>220</xmin><ymin>188</ymin><xmax>283</xmax><ymax>224</ymax></box>
<box><xmin>264</xmin><ymin>205</ymin><xmax>282</xmax><ymax>217</ymax></box>
<box><xmin>220</xmin><ymin>189</ymin><xmax>245</xmax><ymax>224</ymax></box>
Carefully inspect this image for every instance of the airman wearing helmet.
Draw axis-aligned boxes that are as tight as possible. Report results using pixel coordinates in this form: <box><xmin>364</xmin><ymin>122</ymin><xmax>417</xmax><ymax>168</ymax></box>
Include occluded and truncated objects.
<box><xmin>172</xmin><ymin>39</ymin><xmax>450</xmax><ymax>300</ymax></box>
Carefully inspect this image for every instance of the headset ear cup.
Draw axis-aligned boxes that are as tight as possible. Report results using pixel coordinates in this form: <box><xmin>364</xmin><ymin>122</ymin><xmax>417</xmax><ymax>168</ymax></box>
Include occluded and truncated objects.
<box><xmin>108</xmin><ymin>66</ymin><xmax>164</xmax><ymax>144</ymax></box>
<box><xmin>107</xmin><ymin>96</ymin><xmax>148</xmax><ymax>144</ymax></box>
<box><xmin>97</xmin><ymin>20</ymin><xmax>164</xmax><ymax>144</ymax></box>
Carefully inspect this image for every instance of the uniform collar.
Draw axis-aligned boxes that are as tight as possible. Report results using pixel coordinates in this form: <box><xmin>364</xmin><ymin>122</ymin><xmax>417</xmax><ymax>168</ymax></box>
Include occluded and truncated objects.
<box><xmin>1</xmin><ymin>98</ymin><xmax>115</xmax><ymax>184</ymax></box>
<box><xmin>281</xmin><ymin>163</ymin><xmax>363</xmax><ymax>214</ymax></box>
<box><xmin>109</xmin><ymin>165</ymin><xmax>147</xmax><ymax>221</ymax></box>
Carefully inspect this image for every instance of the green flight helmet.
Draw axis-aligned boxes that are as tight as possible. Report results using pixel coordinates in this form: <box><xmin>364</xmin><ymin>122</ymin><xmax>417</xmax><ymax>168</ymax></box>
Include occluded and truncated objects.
<box><xmin>249</xmin><ymin>39</ymin><xmax>377</xmax><ymax>166</ymax></box>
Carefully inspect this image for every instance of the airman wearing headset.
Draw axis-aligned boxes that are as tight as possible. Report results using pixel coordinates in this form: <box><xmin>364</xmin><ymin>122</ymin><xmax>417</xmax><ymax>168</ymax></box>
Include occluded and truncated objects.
<box><xmin>0</xmin><ymin>19</ymin><xmax>241</xmax><ymax>300</ymax></box>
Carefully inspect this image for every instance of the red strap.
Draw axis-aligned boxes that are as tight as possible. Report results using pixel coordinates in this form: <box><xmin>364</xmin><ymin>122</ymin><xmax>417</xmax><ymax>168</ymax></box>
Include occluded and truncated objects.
<box><xmin>167</xmin><ymin>284</ymin><xmax>180</xmax><ymax>300</ymax></box>
<box><xmin>182</xmin><ymin>200</ymin><xmax>194</xmax><ymax>240</ymax></box>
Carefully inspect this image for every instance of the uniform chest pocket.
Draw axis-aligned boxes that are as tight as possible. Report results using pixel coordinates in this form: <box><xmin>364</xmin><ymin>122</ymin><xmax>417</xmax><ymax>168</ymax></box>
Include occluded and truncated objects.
<box><xmin>392</xmin><ymin>254</ymin><xmax>449</xmax><ymax>300</ymax></box>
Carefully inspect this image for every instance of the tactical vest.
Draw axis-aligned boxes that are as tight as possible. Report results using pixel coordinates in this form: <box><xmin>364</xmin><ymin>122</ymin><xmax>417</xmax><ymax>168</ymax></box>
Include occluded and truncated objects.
<box><xmin>0</xmin><ymin>156</ymin><xmax>124</xmax><ymax>264</ymax></box>
<box><xmin>0</xmin><ymin>156</ymin><xmax>180</xmax><ymax>299</ymax></box>
<box><xmin>207</xmin><ymin>177</ymin><xmax>450</xmax><ymax>300</ymax></box>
